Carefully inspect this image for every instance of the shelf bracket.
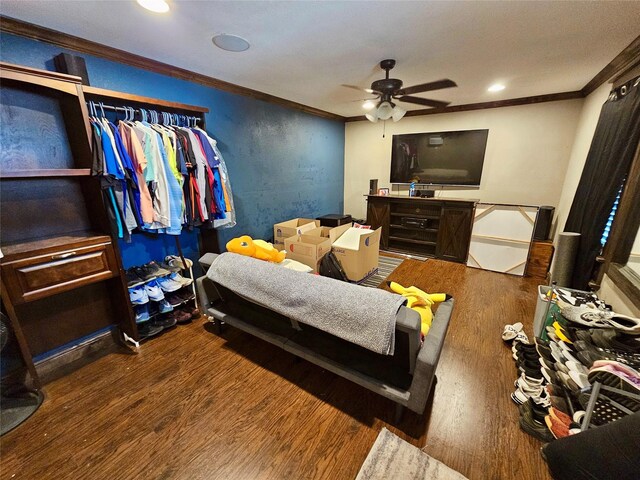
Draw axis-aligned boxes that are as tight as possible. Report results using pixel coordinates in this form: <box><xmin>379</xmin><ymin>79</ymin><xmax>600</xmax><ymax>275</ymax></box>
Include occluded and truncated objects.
<box><xmin>122</xmin><ymin>332</ymin><xmax>140</xmax><ymax>349</ymax></box>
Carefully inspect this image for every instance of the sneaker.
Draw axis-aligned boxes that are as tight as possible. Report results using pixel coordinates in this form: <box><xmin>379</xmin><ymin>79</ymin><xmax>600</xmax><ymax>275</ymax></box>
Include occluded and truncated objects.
<box><xmin>159</xmin><ymin>261</ymin><xmax>181</xmax><ymax>273</ymax></box>
<box><xmin>521</xmin><ymin>398</ymin><xmax>550</xmax><ymax>423</ymax></box>
<box><xmin>169</xmin><ymin>308</ymin><xmax>193</xmax><ymax>324</ymax></box>
<box><xmin>144</xmin><ymin>280</ymin><xmax>165</xmax><ymax>301</ymax></box>
<box><xmin>139</xmin><ymin>261</ymin><xmax>171</xmax><ymax>281</ymax></box>
<box><xmin>545</xmin><ymin>415</ymin><xmax>571</xmax><ymax>439</ymax></box>
<box><xmin>126</xmin><ymin>268</ymin><xmax>146</xmax><ymax>287</ymax></box>
<box><xmin>519</xmin><ymin>403</ymin><xmax>554</xmax><ymax>442</ymax></box>
<box><xmin>135</xmin><ymin>304</ymin><xmax>150</xmax><ymax>323</ymax></box>
<box><xmin>129</xmin><ymin>286</ymin><xmax>149</xmax><ymax>305</ymax></box>
<box><xmin>165</xmin><ymin>255</ymin><xmax>193</xmax><ymax>270</ymax></box>
<box><xmin>156</xmin><ymin>275</ymin><xmax>183</xmax><ymax>293</ymax></box>
<box><xmin>511</xmin><ymin>383</ymin><xmax>545</xmax><ymax>405</ymax></box>
<box><xmin>561</xmin><ymin>306</ymin><xmax>640</xmax><ymax>334</ymax></box>
<box><xmin>138</xmin><ymin>321</ymin><xmax>163</xmax><ymax>338</ymax></box>
<box><xmin>183</xmin><ymin>305</ymin><xmax>200</xmax><ymax>319</ymax></box>
<box><xmin>515</xmin><ymin>375</ymin><xmax>545</xmax><ymax>391</ymax></box>
<box><xmin>158</xmin><ymin>299</ymin><xmax>174</xmax><ymax>314</ymax></box>
<box><xmin>169</xmin><ymin>272</ymin><xmax>193</xmax><ymax>288</ymax></box>
<box><xmin>549</xmin><ymin>406</ymin><xmax>574</xmax><ymax>428</ymax></box>
<box><xmin>591</xmin><ymin>329</ymin><xmax>640</xmax><ymax>354</ymax></box>
<box><xmin>151</xmin><ymin>315</ymin><xmax>177</xmax><ymax>329</ymax></box>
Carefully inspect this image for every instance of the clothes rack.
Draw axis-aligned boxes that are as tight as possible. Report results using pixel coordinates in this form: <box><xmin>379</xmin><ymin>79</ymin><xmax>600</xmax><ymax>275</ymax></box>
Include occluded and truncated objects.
<box><xmin>86</xmin><ymin>100</ymin><xmax>203</xmax><ymax>126</ymax></box>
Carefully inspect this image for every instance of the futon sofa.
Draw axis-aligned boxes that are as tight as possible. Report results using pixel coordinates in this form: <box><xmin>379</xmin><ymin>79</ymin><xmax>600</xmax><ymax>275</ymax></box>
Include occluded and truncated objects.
<box><xmin>195</xmin><ymin>253</ymin><xmax>453</xmax><ymax>415</ymax></box>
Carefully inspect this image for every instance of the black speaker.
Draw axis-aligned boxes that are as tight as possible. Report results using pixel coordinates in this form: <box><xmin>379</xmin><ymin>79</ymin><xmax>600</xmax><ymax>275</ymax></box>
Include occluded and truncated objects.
<box><xmin>54</xmin><ymin>53</ymin><xmax>90</xmax><ymax>85</ymax></box>
<box><xmin>533</xmin><ymin>206</ymin><xmax>555</xmax><ymax>240</ymax></box>
<box><xmin>369</xmin><ymin>179</ymin><xmax>378</xmax><ymax>195</ymax></box>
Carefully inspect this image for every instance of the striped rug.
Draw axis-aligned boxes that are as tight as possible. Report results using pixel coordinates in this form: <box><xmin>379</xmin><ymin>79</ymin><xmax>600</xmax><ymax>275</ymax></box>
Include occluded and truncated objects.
<box><xmin>360</xmin><ymin>255</ymin><xmax>406</xmax><ymax>288</ymax></box>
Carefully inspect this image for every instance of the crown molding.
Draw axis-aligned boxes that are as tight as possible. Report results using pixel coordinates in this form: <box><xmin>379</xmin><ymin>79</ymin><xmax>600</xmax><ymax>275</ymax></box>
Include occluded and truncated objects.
<box><xmin>345</xmin><ymin>91</ymin><xmax>584</xmax><ymax>122</ymax></box>
<box><xmin>0</xmin><ymin>16</ymin><xmax>346</xmax><ymax>122</ymax></box>
<box><xmin>582</xmin><ymin>35</ymin><xmax>640</xmax><ymax>96</ymax></box>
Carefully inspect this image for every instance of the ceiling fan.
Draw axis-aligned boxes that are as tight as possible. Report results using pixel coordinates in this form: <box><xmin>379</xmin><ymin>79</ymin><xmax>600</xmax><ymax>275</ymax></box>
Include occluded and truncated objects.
<box><xmin>344</xmin><ymin>59</ymin><xmax>457</xmax><ymax>122</ymax></box>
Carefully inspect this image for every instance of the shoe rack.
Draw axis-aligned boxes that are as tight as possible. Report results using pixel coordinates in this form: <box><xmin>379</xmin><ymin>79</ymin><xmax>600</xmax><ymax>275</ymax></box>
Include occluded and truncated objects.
<box><xmin>125</xmin><ymin>257</ymin><xmax>199</xmax><ymax>347</ymax></box>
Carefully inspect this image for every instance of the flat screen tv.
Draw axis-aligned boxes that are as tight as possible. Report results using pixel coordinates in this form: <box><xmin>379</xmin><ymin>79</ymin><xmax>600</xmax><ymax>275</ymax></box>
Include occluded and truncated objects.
<box><xmin>390</xmin><ymin>129</ymin><xmax>489</xmax><ymax>186</ymax></box>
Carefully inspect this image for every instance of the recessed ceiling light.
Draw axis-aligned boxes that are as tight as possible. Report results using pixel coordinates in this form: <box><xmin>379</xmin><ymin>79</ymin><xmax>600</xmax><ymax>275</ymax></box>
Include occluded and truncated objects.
<box><xmin>362</xmin><ymin>100</ymin><xmax>376</xmax><ymax>111</ymax></box>
<box><xmin>136</xmin><ymin>0</ymin><xmax>169</xmax><ymax>13</ymax></box>
<box><xmin>488</xmin><ymin>83</ymin><xmax>506</xmax><ymax>92</ymax></box>
<box><xmin>212</xmin><ymin>34</ymin><xmax>250</xmax><ymax>52</ymax></box>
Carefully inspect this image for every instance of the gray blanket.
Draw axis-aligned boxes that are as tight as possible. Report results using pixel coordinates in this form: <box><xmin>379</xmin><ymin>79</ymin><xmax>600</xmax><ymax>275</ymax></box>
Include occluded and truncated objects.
<box><xmin>207</xmin><ymin>253</ymin><xmax>406</xmax><ymax>355</ymax></box>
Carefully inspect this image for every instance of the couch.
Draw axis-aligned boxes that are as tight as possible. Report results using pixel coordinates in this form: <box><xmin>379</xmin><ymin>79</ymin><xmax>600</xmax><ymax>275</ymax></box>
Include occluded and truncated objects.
<box><xmin>195</xmin><ymin>253</ymin><xmax>453</xmax><ymax>416</ymax></box>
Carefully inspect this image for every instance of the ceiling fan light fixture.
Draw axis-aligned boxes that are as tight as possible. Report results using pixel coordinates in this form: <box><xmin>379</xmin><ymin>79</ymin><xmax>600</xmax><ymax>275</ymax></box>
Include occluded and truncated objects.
<box><xmin>391</xmin><ymin>105</ymin><xmax>406</xmax><ymax>122</ymax></box>
<box><xmin>365</xmin><ymin>111</ymin><xmax>379</xmax><ymax>123</ymax></box>
<box><xmin>362</xmin><ymin>100</ymin><xmax>376</xmax><ymax>111</ymax></box>
<box><xmin>377</xmin><ymin>101</ymin><xmax>394</xmax><ymax>120</ymax></box>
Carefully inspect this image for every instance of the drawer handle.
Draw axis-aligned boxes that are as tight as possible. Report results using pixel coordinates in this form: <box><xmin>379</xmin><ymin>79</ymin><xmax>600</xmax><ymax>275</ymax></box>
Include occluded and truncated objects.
<box><xmin>51</xmin><ymin>252</ymin><xmax>77</xmax><ymax>260</ymax></box>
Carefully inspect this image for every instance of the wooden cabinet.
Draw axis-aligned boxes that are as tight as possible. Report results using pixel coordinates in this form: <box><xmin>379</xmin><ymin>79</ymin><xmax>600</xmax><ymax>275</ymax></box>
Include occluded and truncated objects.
<box><xmin>437</xmin><ymin>205</ymin><xmax>474</xmax><ymax>263</ymax></box>
<box><xmin>366</xmin><ymin>195</ymin><xmax>475</xmax><ymax>263</ymax></box>
<box><xmin>0</xmin><ymin>63</ymin><xmax>136</xmax><ymax>388</ymax></box>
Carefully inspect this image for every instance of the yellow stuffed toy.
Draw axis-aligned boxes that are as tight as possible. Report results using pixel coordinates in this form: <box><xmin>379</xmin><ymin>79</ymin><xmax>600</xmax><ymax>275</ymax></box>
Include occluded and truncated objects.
<box><xmin>226</xmin><ymin>236</ymin><xmax>286</xmax><ymax>263</ymax></box>
<box><xmin>388</xmin><ymin>282</ymin><xmax>446</xmax><ymax>337</ymax></box>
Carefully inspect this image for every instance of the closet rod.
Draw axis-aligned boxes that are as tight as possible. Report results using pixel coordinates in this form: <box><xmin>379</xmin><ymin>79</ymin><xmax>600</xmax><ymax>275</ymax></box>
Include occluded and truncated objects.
<box><xmin>86</xmin><ymin>101</ymin><xmax>203</xmax><ymax>123</ymax></box>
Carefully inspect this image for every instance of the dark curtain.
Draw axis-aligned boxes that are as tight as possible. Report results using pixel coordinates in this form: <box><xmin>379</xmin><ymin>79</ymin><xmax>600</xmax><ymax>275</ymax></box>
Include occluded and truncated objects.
<box><xmin>564</xmin><ymin>77</ymin><xmax>640</xmax><ymax>290</ymax></box>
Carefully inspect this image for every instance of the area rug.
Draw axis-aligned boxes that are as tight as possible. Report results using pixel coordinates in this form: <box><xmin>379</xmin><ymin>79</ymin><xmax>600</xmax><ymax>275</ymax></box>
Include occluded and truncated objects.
<box><xmin>356</xmin><ymin>428</ymin><xmax>468</xmax><ymax>480</ymax></box>
<box><xmin>360</xmin><ymin>255</ymin><xmax>406</xmax><ymax>288</ymax></box>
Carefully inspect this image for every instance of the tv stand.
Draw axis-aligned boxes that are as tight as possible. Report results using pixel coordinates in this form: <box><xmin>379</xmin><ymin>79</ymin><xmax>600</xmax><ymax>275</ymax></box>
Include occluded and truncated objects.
<box><xmin>366</xmin><ymin>195</ymin><xmax>476</xmax><ymax>263</ymax></box>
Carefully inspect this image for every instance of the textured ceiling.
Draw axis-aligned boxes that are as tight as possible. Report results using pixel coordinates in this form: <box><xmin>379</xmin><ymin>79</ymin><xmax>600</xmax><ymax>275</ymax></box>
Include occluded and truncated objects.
<box><xmin>2</xmin><ymin>1</ymin><xmax>639</xmax><ymax>117</ymax></box>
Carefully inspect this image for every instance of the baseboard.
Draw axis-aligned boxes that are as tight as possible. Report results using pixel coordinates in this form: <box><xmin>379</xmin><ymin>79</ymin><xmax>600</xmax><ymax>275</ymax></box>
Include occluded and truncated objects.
<box><xmin>34</xmin><ymin>329</ymin><xmax>121</xmax><ymax>385</ymax></box>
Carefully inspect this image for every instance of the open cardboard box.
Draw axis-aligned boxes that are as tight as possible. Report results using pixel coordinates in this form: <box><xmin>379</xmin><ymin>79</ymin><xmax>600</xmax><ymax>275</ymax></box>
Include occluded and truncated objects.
<box><xmin>284</xmin><ymin>234</ymin><xmax>332</xmax><ymax>273</ymax></box>
<box><xmin>329</xmin><ymin>226</ymin><xmax>381</xmax><ymax>283</ymax></box>
<box><xmin>307</xmin><ymin>223</ymin><xmax>351</xmax><ymax>242</ymax></box>
<box><xmin>273</xmin><ymin>218</ymin><xmax>320</xmax><ymax>248</ymax></box>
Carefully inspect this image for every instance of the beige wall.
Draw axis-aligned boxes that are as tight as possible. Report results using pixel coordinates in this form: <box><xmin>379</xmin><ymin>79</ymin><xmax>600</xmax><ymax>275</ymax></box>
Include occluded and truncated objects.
<box><xmin>599</xmin><ymin>275</ymin><xmax>640</xmax><ymax>317</ymax></box>
<box><xmin>554</xmin><ymin>83</ymin><xmax>611</xmax><ymax>236</ymax></box>
<box><xmin>344</xmin><ymin>100</ymin><xmax>583</xmax><ymax>220</ymax></box>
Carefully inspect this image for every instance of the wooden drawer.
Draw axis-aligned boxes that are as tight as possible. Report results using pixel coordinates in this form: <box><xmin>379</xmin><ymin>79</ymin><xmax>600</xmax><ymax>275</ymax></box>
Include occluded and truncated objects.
<box><xmin>1</xmin><ymin>242</ymin><xmax>118</xmax><ymax>304</ymax></box>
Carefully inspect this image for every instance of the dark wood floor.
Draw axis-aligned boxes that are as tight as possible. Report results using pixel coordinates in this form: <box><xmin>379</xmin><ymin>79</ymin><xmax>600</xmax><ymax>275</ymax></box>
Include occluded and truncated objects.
<box><xmin>0</xmin><ymin>260</ymin><xmax>551</xmax><ymax>480</ymax></box>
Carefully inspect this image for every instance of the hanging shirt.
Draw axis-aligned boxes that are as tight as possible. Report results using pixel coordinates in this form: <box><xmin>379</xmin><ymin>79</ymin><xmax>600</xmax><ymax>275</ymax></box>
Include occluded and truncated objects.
<box><xmin>118</xmin><ymin>122</ymin><xmax>154</xmax><ymax>225</ymax></box>
<box><xmin>133</xmin><ymin>122</ymin><xmax>171</xmax><ymax>229</ymax></box>
<box><xmin>182</xmin><ymin>128</ymin><xmax>209</xmax><ymax>221</ymax></box>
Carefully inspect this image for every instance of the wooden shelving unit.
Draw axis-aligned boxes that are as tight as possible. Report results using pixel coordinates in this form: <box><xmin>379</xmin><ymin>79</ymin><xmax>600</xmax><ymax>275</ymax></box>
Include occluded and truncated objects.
<box><xmin>82</xmin><ymin>85</ymin><xmax>210</xmax><ymax>113</ymax></box>
<box><xmin>0</xmin><ymin>169</ymin><xmax>91</xmax><ymax>178</ymax></box>
<box><xmin>0</xmin><ymin>62</ymin><xmax>136</xmax><ymax>388</ymax></box>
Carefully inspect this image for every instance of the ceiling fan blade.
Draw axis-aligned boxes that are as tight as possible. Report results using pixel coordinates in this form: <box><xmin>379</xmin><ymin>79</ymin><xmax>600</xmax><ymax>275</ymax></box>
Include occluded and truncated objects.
<box><xmin>349</xmin><ymin>97</ymin><xmax>379</xmax><ymax>103</ymax></box>
<box><xmin>341</xmin><ymin>84</ymin><xmax>379</xmax><ymax>94</ymax></box>
<box><xmin>397</xmin><ymin>79</ymin><xmax>457</xmax><ymax>96</ymax></box>
<box><xmin>397</xmin><ymin>96</ymin><xmax>450</xmax><ymax>108</ymax></box>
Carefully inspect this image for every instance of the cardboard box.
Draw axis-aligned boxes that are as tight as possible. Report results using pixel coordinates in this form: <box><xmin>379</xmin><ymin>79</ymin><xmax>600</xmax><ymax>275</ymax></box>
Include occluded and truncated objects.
<box><xmin>330</xmin><ymin>227</ymin><xmax>381</xmax><ymax>283</ymax></box>
<box><xmin>307</xmin><ymin>223</ymin><xmax>351</xmax><ymax>242</ymax></box>
<box><xmin>284</xmin><ymin>234</ymin><xmax>332</xmax><ymax>273</ymax></box>
<box><xmin>273</xmin><ymin>218</ymin><xmax>319</xmax><ymax>248</ymax></box>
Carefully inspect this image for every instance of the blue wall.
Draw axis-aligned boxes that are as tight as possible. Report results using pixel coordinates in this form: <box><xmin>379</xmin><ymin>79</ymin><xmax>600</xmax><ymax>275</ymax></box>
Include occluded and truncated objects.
<box><xmin>0</xmin><ymin>32</ymin><xmax>345</xmax><ymax>269</ymax></box>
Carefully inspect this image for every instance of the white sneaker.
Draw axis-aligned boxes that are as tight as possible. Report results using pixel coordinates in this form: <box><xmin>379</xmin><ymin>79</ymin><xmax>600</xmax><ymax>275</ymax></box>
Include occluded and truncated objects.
<box><xmin>156</xmin><ymin>276</ymin><xmax>183</xmax><ymax>293</ymax></box>
<box><xmin>144</xmin><ymin>280</ymin><xmax>165</xmax><ymax>301</ymax></box>
<box><xmin>561</xmin><ymin>306</ymin><xmax>640</xmax><ymax>334</ymax></box>
<box><xmin>129</xmin><ymin>286</ymin><xmax>149</xmax><ymax>305</ymax></box>
<box><xmin>169</xmin><ymin>272</ymin><xmax>193</xmax><ymax>287</ymax></box>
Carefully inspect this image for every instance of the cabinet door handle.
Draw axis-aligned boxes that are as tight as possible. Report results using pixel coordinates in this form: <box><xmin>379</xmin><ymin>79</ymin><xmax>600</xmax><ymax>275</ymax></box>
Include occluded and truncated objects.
<box><xmin>51</xmin><ymin>252</ymin><xmax>77</xmax><ymax>260</ymax></box>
